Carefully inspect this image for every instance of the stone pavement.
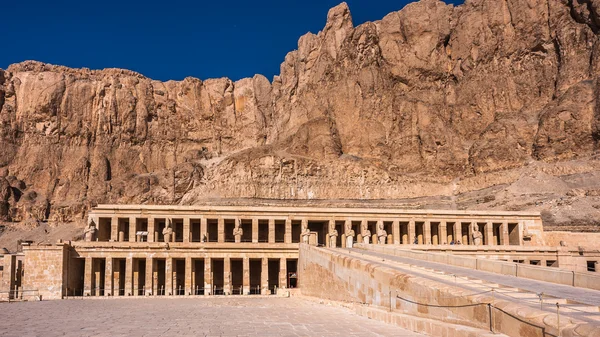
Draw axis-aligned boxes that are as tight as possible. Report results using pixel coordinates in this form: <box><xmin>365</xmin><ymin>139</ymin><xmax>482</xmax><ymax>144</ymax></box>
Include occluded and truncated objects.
<box><xmin>0</xmin><ymin>297</ymin><xmax>424</xmax><ymax>337</ymax></box>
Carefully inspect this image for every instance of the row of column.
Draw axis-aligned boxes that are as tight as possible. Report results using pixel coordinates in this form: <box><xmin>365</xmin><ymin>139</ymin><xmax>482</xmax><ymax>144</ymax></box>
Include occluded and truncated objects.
<box><xmin>96</xmin><ymin>217</ymin><xmax>295</xmax><ymax>243</ymax></box>
<box><xmin>91</xmin><ymin>216</ymin><xmax>521</xmax><ymax>246</ymax></box>
<box><xmin>83</xmin><ymin>256</ymin><xmax>291</xmax><ymax>297</ymax></box>
<box><xmin>339</xmin><ymin>220</ymin><xmax>518</xmax><ymax>246</ymax></box>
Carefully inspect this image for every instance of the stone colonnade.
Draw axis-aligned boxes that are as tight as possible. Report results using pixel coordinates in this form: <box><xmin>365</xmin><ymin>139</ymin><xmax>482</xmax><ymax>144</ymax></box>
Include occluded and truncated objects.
<box><xmin>88</xmin><ymin>215</ymin><xmax>524</xmax><ymax>247</ymax></box>
<box><xmin>82</xmin><ymin>255</ymin><xmax>295</xmax><ymax>297</ymax></box>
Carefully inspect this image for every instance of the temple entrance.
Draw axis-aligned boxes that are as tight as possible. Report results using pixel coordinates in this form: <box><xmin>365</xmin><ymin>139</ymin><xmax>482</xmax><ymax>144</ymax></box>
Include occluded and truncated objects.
<box><xmin>212</xmin><ymin>259</ymin><xmax>224</xmax><ymax>295</ymax></box>
<box><xmin>91</xmin><ymin>258</ymin><xmax>105</xmax><ymax>296</ymax></box>
<box><xmin>174</xmin><ymin>259</ymin><xmax>185</xmax><ymax>295</ymax></box>
<box><xmin>154</xmin><ymin>259</ymin><xmax>165</xmax><ymax>296</ymax></box>
<box><xmin>249</xmin><ymin>259</ymin><xmax>262</xmax><ymax>295</ymax></box>
<box><xmin>114</xmin><ymin>258</ymin><xmax>126</xmax><ymax>296</ymax></box>
<box><xmin>268</xmin><ymin>259</ymin><xmax>280</xmax><ymax>294</ymax></box>
<box><xmin>286</xmin><ymin>259</ymin><xmax>298</xmax><ymax>288</ymax></box>
<box><xmin>68</xmin><ymin>258</ymin><xmax>85</xmax><ymax>297</ymax></box>
<box><xmin>231</xmin><ymin>259</ymin><xmax>243</xmax><ymax>295</ymax></box>
<box><xmin>133</xmin><ymin>258</ymin><xmax>146</xmax><ymax>296</ymax></box>
<box><xmin>193</xmin><ymin>259</ymin><xmax>205</xmax><ymax>295</ymax></box>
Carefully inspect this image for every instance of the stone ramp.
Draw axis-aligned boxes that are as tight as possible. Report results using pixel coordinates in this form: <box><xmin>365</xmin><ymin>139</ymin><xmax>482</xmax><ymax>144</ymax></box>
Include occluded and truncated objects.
<box><xmin>348</xmin><ymin>245</ymin><xmax>600</xmax><ymax>324</ymax></box>
<box><xmin>349</xmin><ymin>243</ymin><xmax>600</xmax><ymax>314</ymax></box>
<box><xmin>299</xmin><ymin>244</ymin><xmax>600</xmax><ymax>337</ymax></box>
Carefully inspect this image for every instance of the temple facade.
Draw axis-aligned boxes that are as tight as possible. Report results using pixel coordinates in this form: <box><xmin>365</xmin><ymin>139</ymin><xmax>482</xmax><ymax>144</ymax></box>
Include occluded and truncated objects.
<box><xmin>4</xmin><ymin>205</ymin><xmax>547</xmax><ymax>300</ymax></box>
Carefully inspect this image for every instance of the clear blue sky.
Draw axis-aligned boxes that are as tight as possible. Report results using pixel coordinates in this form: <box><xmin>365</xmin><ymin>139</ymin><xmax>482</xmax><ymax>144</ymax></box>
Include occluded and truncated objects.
<box><xmin>2</xmin><ymin>0</ymin><xmax>463</xmax><ymax>82</ymax></box>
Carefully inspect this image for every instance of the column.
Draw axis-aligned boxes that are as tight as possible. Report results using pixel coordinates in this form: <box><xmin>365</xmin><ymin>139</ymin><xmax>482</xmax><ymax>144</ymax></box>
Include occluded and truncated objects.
<box><xmin>424</xmin><ymin>220</ymin><xmax>431</xmax><ymax>245</ymax></box>
<box><xmin>470</xmin><ymin>221</ymin><xmax>476</xmax><ymax>245</ymax></box>
<box><xmin>243</xmin><ymin>258</ymin><xmax>250</xmax><ymax>295</ymax></box>
<box><xmin>284</xmin><ymin>219</ymin><xmax>292</xmax><ymax>243</ymax></box>
<box><xmin>125</xmin><ymin>257</ymin><xmax>133</xmax><ymax>296</ymax></box>
<box><xmin>252</xmin><ymin>219</ymin><xmax>259</xmax><ymax>243</ymax></box>
<box><xmin>218</xmin><ymin>218</ymin><xmax>225</xmax><ymax>243</ymax></box>
<box><xmin>146</xmin><ymin>257</ymin><xmax>153</xmax><ymax>296</ymax></box>
<box><xmin>114</xmin><ymin>260</ymin><xmax>121</xmax><ymax>296</ymax></box>
<box><xmin>485</xmin><ymin>221</ymin><xmax>493</xmax><ymax>245</ymax></box>
<box><xmin>147</xmin><ymin>218</ymin><xmax>155</xmax><ymax>242</ymax></box>
<box><xmin>185</xmin><ymin>257</ymin><xmax>192</xmax><ymax>296</ymax></box>
<box><xmin>224</xmin><ymin>257</ymin><xmax>231</xmax><ymax>295</ymax></box>
<box><xmin>268</xmin><ymin>219</ymin><xmax>275</xmax><ymax>243</ymax></box>
<box><xmin>440</xmin><ymin>221</ymin><xmax>447</xmax><ymax>245</ymax></box>
<box><xmin>84</xmin><ymin>257</ymin><xmax>92</xmax><ymax>296</ymax></box>
<box><xmin>152</xmin><ymin>260</ymin><xmax>158</xmax><ymax>296</ymax></box>
<box><xmin>408</xmin><ymin>220</ymin><xmax>416</xmax><ymax>244</ymax></box>
<box><xmin>502</xmin><ymin>221</ymin><xmax>509</xmax><ymax>245</ymax></box>
<box><xmin>279</xmin><ymin>258</ymin><xmax>287</xmax><ymax>290</ymax></box>
<box><xmin>200</xmin><ymin>218</ymin><xmax>207</xmax><ymax>242</ymax></box>
<box><xmin>518</xmin><ymin>221</ymin><xmax>524</xmax><ymax>246</ymax></box>
<box><xmin>392</xmin><ymin>220</ymin><xmax>400</xmax><ymax>244</ymax></box>
<box><xmin>129</xmin><ymin>216</ymin><xmax>137</xmax><ymax>242</ymax></box>
<box><xmin>165</xmin><ymin>258</ymin><xmax>173</xmax><ymax>296</ymax></box>
<box><xmin>105</xmin><ymin>258</ymin><xmax>113</xmax><ymax>296</ymax></box>
<box><xmin>93</xmin><ymin>261</ymin><xmax>102</xmax><ymax>296</ymax></box>
<box><xmin>357</xmin><ymin>220</ymin><xmax>364</xmax><ymax>243</ymax></box>
<box><xmin>111</xmin><ymin>217</ymin><xmax>118</xmax><ymax>241</ymax></box>
<box><xmin>204</xmin><ymin>257</ymin><xmax>212</xmax><ymax>295</ymax></box>
<box><xmin>261</xmin><ymin>258</ymin><xmax>269</xmax><ymax>295</ymax></box>
<box><xmin>183</xmin><ymin>218</ymin><xmax>190</xmax><ymax>243</ymax></box>
<box><xmin>132</xmin><ymin>260</ymin><xmax>139</xmax><ymax>296</ymax></box>
<box><xmin>454</xmin><ymin>221</ymin><xmax>462</xmax><ymax>244</ymax></box>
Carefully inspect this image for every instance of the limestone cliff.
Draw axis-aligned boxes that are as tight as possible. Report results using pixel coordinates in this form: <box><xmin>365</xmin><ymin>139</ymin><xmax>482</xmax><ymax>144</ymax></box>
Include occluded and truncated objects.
<box><xmin>1</xmin><ymin>0</ymin><xmax>600</xmax><ymax>247</ymax></box>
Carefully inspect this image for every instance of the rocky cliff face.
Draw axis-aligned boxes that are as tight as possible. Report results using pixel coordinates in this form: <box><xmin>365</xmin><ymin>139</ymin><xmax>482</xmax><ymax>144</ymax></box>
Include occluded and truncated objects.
<box><xmin>1</xmin><ymin>0</ymin><xmax>600</xmax><ymax>246</ymax></box>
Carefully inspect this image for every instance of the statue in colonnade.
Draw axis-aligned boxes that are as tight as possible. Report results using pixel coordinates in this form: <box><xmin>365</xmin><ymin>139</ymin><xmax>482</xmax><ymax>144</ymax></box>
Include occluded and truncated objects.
<box><xmin>233</xmin><ymin>219</ymin><xmax>243</xmax><ymax>243</ymax></box>
<box><xmin>345</xmin><ymin>222</ymin><xmax>355</xmax><ymax>248</ymax></box>
<box><xmin>84</xmin><ymin>218</ymin><xmax>97</xmax><ymax>242</ymax></box>
<box><xmin>328</xmin><ymin>222</ymin><xmax>338</xmax><ymax>248</ymax></box>
<box><xmin>301</xmin><ymin>222</ymin><xmax>311</xmax><ymax>244</ymax></box>
<box><xmin>362</xmin><ymin>223</ymin><xmax>371</xmax><ymax>244</ymax></box>
<box><xmin>471</xmin><ymin>223</ymin><xmax>483</xmax><ymax>246</ymax></box>
<box><xmin>163</xmin><ymin>218</ymin><xmax>174</xmax><ymax>243</ymax></box>
<box><xmin>377</xmin><ymin>222</ymin><xmax>387</xmax><ymax>245</ymax></box>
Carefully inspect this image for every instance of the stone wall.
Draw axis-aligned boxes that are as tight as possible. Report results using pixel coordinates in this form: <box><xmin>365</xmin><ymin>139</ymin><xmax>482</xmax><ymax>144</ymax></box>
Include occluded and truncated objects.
<box><xmin>544</xmin><ymin>231</ymin><xmax>600</xmax><ymax>249</ymax></box>
<box><xmin>21</xmin><ymin>244</ymin><xmax>67</xmax><ymax>300</ymax></box>
<box><xmin>298</xmin><ymin>244</ymin><xmax>600</xmax><ymax>337</ymax></box>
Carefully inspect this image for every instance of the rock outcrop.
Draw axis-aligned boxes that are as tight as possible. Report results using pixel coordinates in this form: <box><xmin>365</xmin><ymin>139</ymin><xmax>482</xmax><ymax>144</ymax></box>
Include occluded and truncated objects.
<box><xmin>0</xmin><ymin>0</ymin><xmax>599</xmax><ymax>243</ymax></box>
